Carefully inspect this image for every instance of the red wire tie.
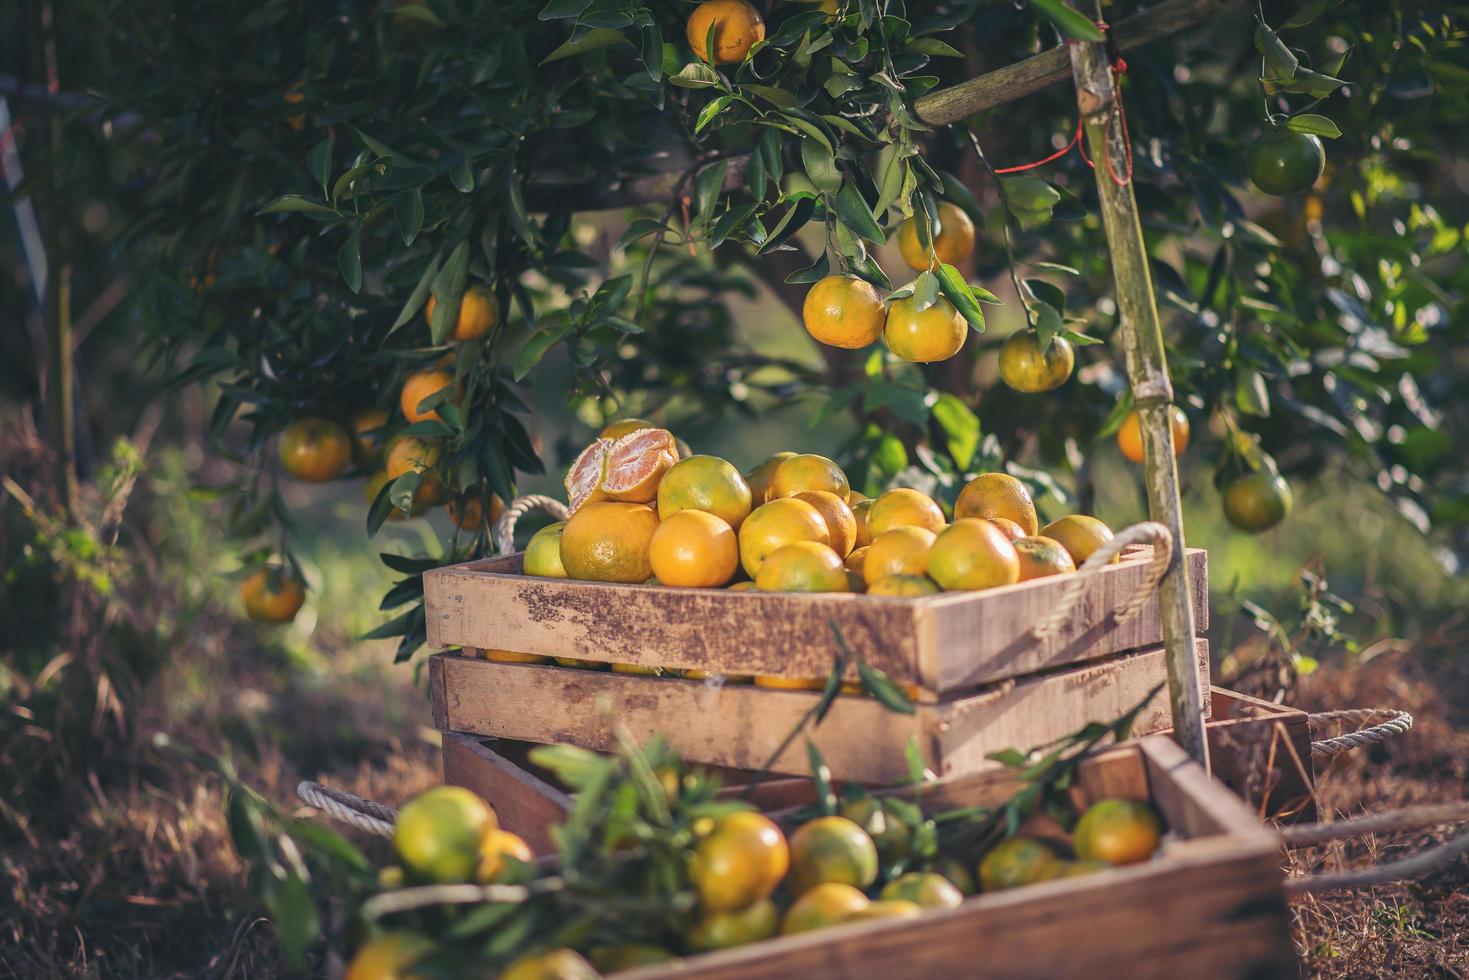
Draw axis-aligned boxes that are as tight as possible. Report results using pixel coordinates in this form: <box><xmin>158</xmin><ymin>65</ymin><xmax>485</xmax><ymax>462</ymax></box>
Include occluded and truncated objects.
<box><xmin>992</xmin><ymin>21</ymin><xmax>1134</xmax><ymax>187</ymax></box>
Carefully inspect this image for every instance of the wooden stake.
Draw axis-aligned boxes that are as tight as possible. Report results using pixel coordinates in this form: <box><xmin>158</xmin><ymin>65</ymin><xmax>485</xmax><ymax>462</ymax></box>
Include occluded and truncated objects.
<box><xmin>1067</xmin><ymin>4</ymin><xmax>1209</xmax><ymax>769</ymax></box>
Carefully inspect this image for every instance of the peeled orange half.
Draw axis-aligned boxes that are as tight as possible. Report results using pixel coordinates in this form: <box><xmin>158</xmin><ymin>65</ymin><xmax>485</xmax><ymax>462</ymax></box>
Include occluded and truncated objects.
<box><xmin>564</xmin><ymin>428</ymin><xmax>681</xmax><ymax>513</ymax></box>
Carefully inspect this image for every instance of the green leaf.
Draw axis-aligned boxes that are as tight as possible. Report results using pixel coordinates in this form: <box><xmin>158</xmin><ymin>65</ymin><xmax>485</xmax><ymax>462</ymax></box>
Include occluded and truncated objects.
<box><xmin>833</xmin><ymin>183</ymin><xmax>884</xmax><ymax>244</ymax></box>
<box><xmin>389</xmin><ymin>253</ymin><xmax>441</xmax><ymax>334</ymax></box>
<box><xmin>669</xmin><ymin>62</ymin><xmax>721</xmax><ymax>89</ymax></box>
<box><xmin>802</xmin><ymin>139</ymin><xmax>842</xmax><ymax>196</ymax></box>
<box><xmin>226</xmin><ymin>792</ymin><xmax>268</xmax><ymax>861</ymax></box>
<box><xmin>256</xmin><ymin>194</ymin><xmax>338</xmax><ymax>217</ymax></box>
<box><xmin>757</xmin><ymin>195</ymin><xmax>817</xmax><ymax>254</ymax></box>
<box><xmin>529</xmin><ymin>744</ymin><xmax>613</xmax><ymax>790</ymax></box>
<box><xmin>857</xmin><ymin>660</ymin><xmax>915</xmax><ymax>715</ymax></box>
<box><xmin>393</xmin><ymin>188</ymin><xmax>424</xmax><ymax>247</ymax></box>
<box><xmin>337</xmin><ymin>224</ymin><xmax>362</xmax><ymax>293</ymax></box>
<box><xmin>693</xmin><ymin>160</ymin><xmax>729</xmax><ymax>226</ymax></box>
<box><xmin>934</xmin><ymin>262</ymin><xmax>986</xmax><ymax>332</ymax></box>
<box><xmin>538</xmin><ymin>0</ymin><xmax>591</xmax><ymax>19</ymax></box>
<box><xmin>1282</xmin><ymin>0</ymin><xmax>1329</xmax><ymax>29</ymax></box>
<box><xmin>262</xmin><ymin>873</ymin><xmax>319</xmax><ymax>968</ymax></box>
<box><xmin>429</xmin><ymin>242</ymin><xmax>470</xmax><ymax>343</ymax></box>
<box><xmin>305</xmin><ymin>141</ymin><xmax>332</xmax><ymax>198</ymax></box>
<box><xmin>501</xmin><ymin>167</ymin><xmax>534</xmax><ymax>246</ymax></box>
<box><xmin>873</xmin><ymin>433</ymin><xmax>908</xmax><ymax>475</ymax></box>
<box><xmin>288</xmin><ymin>821</ymin><xmax>371</xmax><ymax>873</ymax></box>
<box><xmin>515</xmin><ymin>322</ymin><xmax>572</xmax><ymax>380</ymax></box>
<box><xmin>1255</xmin><ymin>20</ymin><xmax>1299</xmax><ymax>79</ymax></box>
<box><xmin>932</xmin><ymin>393</ymin><xmax>980</xmax><ymax>470</ymax></box>
<box><xmin>1000</xmin><ymin>176</ymin><xmax>1060</xmax><ymax>211</ymax></box>
<box><xmin>1285</xmin><ymin>113</ymin><xmax>1342</xmax><ymax>139</ymax></box>
<box><xmin>1027</xmin><ymin>0</ymin><xmax>1105</xmax><ymax>41</ymax></box>
<box><xmin>905</xmin><ymin>735</ymin><xmax>928</xmax><ymax>789</ymax></box>
<box><xmin>807</xmin><ymin>740</ymin><xmax>837</xmax><ymax>815</ymax></box>
<box><xmin>1235</xmin><ymin>369</ymin><xmax>1272</xmax><ymax>417</ymax></box>
<box><xmin>450</xmin><ymin>156</ymin><xmax>475</xmax><ymax>193</ymax></box>
<box><xmin>540</xmin><ymin>27</ymin><xmax>626</xmax><ymax>64</ymax></box>
<box><xmin>784</xmin><ymin>252</ymin><xmax>830</xmax><ymax>284</ymax></box>
<box><xmin>695</xmin><ymin>94</ymin><xmax>733</xmax><ymax>133</ymax></box>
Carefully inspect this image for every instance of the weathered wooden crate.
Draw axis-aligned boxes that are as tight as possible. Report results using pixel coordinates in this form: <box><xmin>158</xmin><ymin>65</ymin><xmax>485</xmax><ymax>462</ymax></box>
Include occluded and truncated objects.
<box><xmin>444</xmin><ymin>734</ymin><xmax>1294</xmax><ymax>978</ymax></box>
<box><xmin>441</xmin><ymin>687</ymin><xmax>1311</xmax><ymax>854</ymax></box>
<box><xmin>422</xmin><ymin>547</ymin><xmax>1208</xmax><ymax>698</ymax></box>
<box><xmin>429</xmin><ymin>639</ymin><xmax>1210</xmax><ymax>784</ymax></box>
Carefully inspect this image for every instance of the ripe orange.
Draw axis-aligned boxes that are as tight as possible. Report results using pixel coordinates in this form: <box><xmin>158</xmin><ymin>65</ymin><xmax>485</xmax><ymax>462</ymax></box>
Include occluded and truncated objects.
<box><xmin>793</xmin><ymin>490</ymin><xmax>858</xmax><ymax>557</ymax></box>
<box><xmin>393</xmin><ymin>786</ymin><xmax>496</xmax><ymax>883</ymax></box>
<box><xmin>559</xmin><ymin>501</ymin><xmax>658</xmax><ymax>583</ymax></box>
<box><xmin>365</xmin><ymin>470</ymin><xmax>414</xmax><ymax>520</ymax></box>
<box><xmin>985</xmin><ymin>517</ymin><xmax>1026</xmax><ymax>542</ymax></box>
<box><xmin>1012</xmin><ymin>535</ymin><xmax>1076</xmax><ymax>581</ymax></box>
<box><xmin>447</xmin><ymin>491</ymin><xmax>504</xmax><ymax>532</ymax></box>
<box><xmin>484</xmin><ymin>649</ymin><xmax>551</xmax><ymax>664</ymax></box>
<box><xmin>744</xmin><ymin>451</ymin><xmax>796</xmax><ymax>505</ymax></box>
<box><xmin>802</xmin><ymin>275</ymin><xmax>886</xmax><ymax>349</ymax></box>
<box><xmin>849</xmin><ymin>899</ymin><xmax>923</xmax><ymax>922</ymax></box>
<box><xmin>523</xmin><ymin>522</ymin><xmax>569</xmax><ymax>578</ymax></box>
<box><xmin>601</xmin><ymin>427</ymin><xmax>680</xmax><ymax>503</ymax></box>
<box><xmin>500</xmin><ymin>949</ymin><xmax>599</xmax><ymax>980</ymax></box>
<box><xmin>839</xmin><ymin>797</ymin><xmax>912</xmax><ymax>863</ymax></box>
<box><xmin>681</xmin><ymin>668</ymin><xmax>753</xmax><ymax>682</ymax></box>
<box><xmin>843</xmin><ymin>545</ymin><xmax>868</xmax><ymax>576</ymax></box>
<box><xmin>998</xmin><ymin>332</ymin><xmax>1074</xmax><ymax>392</ymax></box>
<box><xmin>345</xmin><ymin>932</ymin><xmax>433</xmax><ymax>980</ymax></box>
<box><xmin>1073</xmin><ymin>799</ymin><xmax>1163</xmax><ymax>866</ymax></box>
<box><xmin>753</xmin><ymin>675</ymin><xmax>824</xmax><ymax>690</ymax></box>
<box><xmin>897</xmin><ymin>201</ymin><xmax>976</xmax><ymax>271</ymax></box>
<box><xmin>866</xmin><ymin>487</ymin><xmax>946</xmax><ymax>536</ymax></box>
<box><xmin>351</xmin><ymin>407</ymin><xmax>390</xmax><ymax>466</ymax></box>
<box><xmin>1117</xmin><ymin>406</ymin><xmax>1190</xmax><ymax>463</ymax></box>
<box><xmin>600</xmin><ymin>417</ymin><xmax>657</xmax><ymax>439</ymax></box>
<box><xmin>688</xmin><ymin>898</ymin><xmax>779</xmax><ymax>951</ymax></box>
<box><xmin>738</xmin><ymin>497</ymin><xmax>830</xmax><ymax>578</ymax></box>
<box><xmin>425</xmin><ymin>284</ymin><xmax>499</xmax><ymax>342</ymax></box>
<box><xmin>954</xmin><ymin>473</ymin><xmax>1038</xmax><ymax>535</ymax></box>
<box><xmin>866</xmin><ymin>574</ymin><xmax>939</xmax><ymax>597</ymax></box>
<box><xmin>725</xmin><ymin>581</ymin><xmax>758</xmax><ymax>592</ymax></box>
<box><xmin>1222</xmin><ymin>471</ymin><xmax>1293</xmax><ymax>533</ymax></box>
<box><xmin>657</xmin><ymin>455</ymin><xmax>753</xmax><ymax>530</ymax></box>
<box><xmin>883</xmin><ymin>294</ymin><xmax>967</xmax><ymax>363</ymax></box>
<box><xmin>1039</xmin><ymin>515</ymin><xmax>1116</xmax><ymax>567</ymax></box>
<box><xmin>755</xmin><ymin>541</ymin><xmax>849</xmax><ymax>592</ymax></box>
<box><xmin>399</xmin><ymin>368</ymin><xmax>456</xmax><ymax>424</ymax></box>
<box><xmin>931</xmin><ymin>855</ymin><xmax>978</xmax><ymax>895</ymax></box>
<box><xmin>850</xmin><ymin>498</ymin><xmax>874</xmax><ymax>548</ymax></box>
<box><xmin>770</xmin><ymin>453</ymin><xmax>849</xmax><ymax>500</ymax></box>
<box><xmin>880</xmin><ymin>870</ymin><xmax>964</xmax><ymax>909</ymax></box>
<box><xmin>477</xmin><ymin>829</ymin><xmax>534</xmax><ymax>884</ymax></box>
<box><xmin>978</xmin><ymin>836</ymin><xmax>1062</xmax><ymax>892</ymax></box>
<box><xmin>240</xmin><ymin>565</ymin><xmax>305</xmax><ymax>623</ymax></box>
<box><xmin>862</xmin><ymin>526</ymin><xmax>935</xmax><ymax>585</ymax></box>
<box><xmin>928</xmin><ymin>518</ymin><xmax>1020</xmax><ymax>592</ymax></box>
<box><xmin>649</xmin><ymin>510</ymin><xmax>739</xmax><ymax>588</ymax></box>
<box><xmin>781</xmin><ymin>882</ymin><xmax>870</xmax><ymax>934</ymax></box>
<box><xmin>278</xmin><ymin>418</ymin><xmax>352</xmax><ymax>482</ymax></box>
<box><xmin>384</xmin><ymin>436</ymin><xmax>440</xmax><ymax>481</ymax></box>
<box><xmin>565</xmin><ymin>437</ymin><xmax>612</xmax><ymax>513</ymax></box>
<box><xmin>553</xmin><ymin>657</ymin><xmax>608</xmax><ymax>670</ymax></box>
<box><xmin>689</xmin><ymin>811</ymin><xmax>790</xmax><ymax>912</ymax></box>
<box><xmin>589</xmin><ymin>945</ymin><xmax>676</xmax><ymax>972</ymax></box>
<box><xmin>686</xmin><ymin>0</ymin><xmax>765</xmax><ymax>64</ymax></box>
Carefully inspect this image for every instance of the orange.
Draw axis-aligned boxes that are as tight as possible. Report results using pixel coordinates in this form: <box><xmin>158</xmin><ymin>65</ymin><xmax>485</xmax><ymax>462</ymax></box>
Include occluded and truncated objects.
<box><xmin>866</xmin><ymin>573</ymin><xmax>939</xmax><ymax>597</ymax></box>
<box><xmin>393</xmin><ymin>786</ymin><xmax>496</xmax><ymax>883</ymax></box>
<box><xmin>998</xmin><ymin>332</ymin><xmax>1074</xmax><ymax>392</ymax></box>
<box><xmin>589</xmin><ymin>945</ymin><xmax>676</xmax><ymax>972</ymax></box>
<box><xmin>1056</xmin><ymin>859</ymin><xmax>1112</xmax><ymax>878</ymax></box>
<box><xmin>1073</xmin><ymin>798</ymin><xmax>1163</xmax><ymax>866</ymax></box>
<box><xmin>954</xmin><ymin>473</ymin><xmax>1038</xmax><ymax>535</ymax></box>
<box><xmin>839</xmin><ymin>797</ymin><xmax>911</xmax><ymax>863</ymax></box>
<box><xmin>843</xmin><ymin>545</ymin><xmax>868</xmax><ymax>576</ymax></box>
<box><xmin>500</xmin><ymin>949</ymin><xmax>598</xmax><ymax>980</ymax></box>
<box><xmin>400</xmin><ymin>368</ymin><xmax>457</xmax><ymax>425</ymax></box>
<box><xmin>425</xmin><ymin>284</ymin><xmax>499</xmax><ymax>342</ymax></box>
<box><xmin>866</xmin><ymin>487</ymin><xmax>946</xmax><ymax>536</ymax></box>
<box><xmin>978</xmin><ymin>837</ymin><xmax>1062</xmax><ymax>892</ymax></box>
<box><xmin>781</xmin><ymin>882</ymin><xmax>870</xmax><ymax>934</ymax></box>
<box><xmin>793</xmin><ymin>490</ymin><xmax>858</xmax><ymax>557</ymax></box>
<box><xmin>753</xmin><ymin>675</ymin><xmax>824</xmax><ymax>690</ymax></box>
<box><xmin>686</xmin><ymin>0</ymin><xmax>765</xmax><ymax>64</ymax></box>
<box><xmin>850</xmin><ymin>498</ymin><xmax>874</xmax><ymax>548</ymax></box>
<box><xmin>384</xmin><ymin>436</ymin><xmax>441</xmax><ymax>481</ymax></box>
<box><xmin>789</xmin><ymin>815</ymin><xmax>879</xmax><ymax>893</ymax></box>
<box><xmin>553</xmin><ymin>658</ymin><xmax>608</xmax><ymax>670</ymax></box>
<box><xmin>1012</xmin><ymin>535</ymin><xmax>1076</xmax><ymax>581</ymax></box>
<box><xmin>755</xmin><ymin>541</ymin><xmax>849</xmax><ymax>592</ymax></box>
<box><xmin>681</xmin><ymin>668</ymin><xmax>753</xmax><ymax>682</ymax></box>
<box><xmin>484</xmin><ymin>649</ymin><xmax>551</xmax><ymax>665</ymax></box>
<box><xmin>649</xmin><ymin>510</ymin><xmax>739</xmax><ymax>588</ymax></box>
<box><xmin>927</xmin><ymin>518</ymin><xmax>1020</xmax><ymax>592</ymax></box>
<box><xmin>1117</xmin><ymin>406</ymin><xmax>1190</xmax><ymax>464</ymax></box>
<box><xmin>862</xmin><ymin>526</ymin><xmax>935</xmax><ymax>585</ymax></box>
<box><xmin>476</xmin><ymin>829</ymin><xmax>535</xmax><ymax>884</ymax></box>
<box><xmin>523</xmin><ymin>522</ymin><xmax>569</xmax><ymax>578</ymax></box>
<box><xmin>278</xmin><ymin>418</ymin><xmax>352</xmax><ymax>482</ymax></box>
<box><xmin>559</xmin><ymin>501</ymin><xmax>659</xmax><ymax>583</ymax></box>
<box><xmin>738</xmin><ymin>497</ymin><xmax>830</xmax><ymax>578</ymax></box>
<box><xmin>601</xmin><ymin>427</ymin><xmax>680</xmax><ymax>503</ymax></box>
<box><xmin>880</xmin><ymin>871</ymin><xmax>964</xmax><ymax>909</ymax></box>
<box><xmin>931</xmin><ymin>855</ymin><xmax>977</xmax><ymax>895</ymax></box>
<box><xmin>848</xmin><ymin>899</ymin><xmax>923</xmax><ymax>922</ymax></box>
<box><xmin>770</xmin><ymin>453</ymin><xmax>849</xmax><ymax>500</ymax></box>
<box><xmin>351</xmin><ymin>407</ymin><xmax>391</xmax><ymax>466</ymax></box>
<box><xmin>687</xmin><ymin>898</ymin><xmax>779</xmax><ymax>951</ymax></box>
<box><xmin>1039</xmin><ymin>515</ymin><xmax>1116</xmax><ymax>567</ymax></box>
<box><xmin>611</xmin><ymin>662</ymin><xmax>664</xmax><ymax>676</ymax></box>
<box><xmin>345</xmin><ymin>932</ymin><xmax>432</xmax><ymax>980</ymax></box>
<box><xmin>896</xmin><ymin>201</ymin><xmax>976</xmax><ymax>271</ymax></box>
<box><xmin>725</xmin><ymin>581</ymin><xmax>758</xmax><ymax>592</ymax></box>
<box><xmin>883</xmin><ymin>294</ymin><xmax>967</xmax><ymax>363</ymax></box>
<box><xmin>657</xmin><ymin>455</ymin><xmax>753</xmax><ymax>530</ymax></box>
<box><xmin>600</xmin><ymin>417</ymin><xmax>657</xmax><ymax>439</ymax></box>
<box><xmin>744</xmin><ymin>451</ymin><xmax>796</xmax><ymax>505</ymax></box>
<box><xmin>283</xmin><ymin>84</ymin><xmax>307</xmax><ymax>131</ymax></box>
<box><xmin>447</xmin><ymin>491</ymin><xmax>504</xmax><ymax>532</ymax></box>
<box><xmin>802</xmin><ymin>275</ymin><xmax>886</xmax><ymax>349</ymax></box>
<box><xmin>985</xmin><ymin>517</ymin><xmax>1026</xmax><ymax>542</ymax></box>
<box><xmin>240</xmin><ymin>565</ymin><xmax>305</xmax><ymax>623</ymax></box>
<box><xmin>565</xmin><ymin>437</ymin><xmax>612</xmax><ymax>513</ymax></box>
<box><xmin>1222</xmin><ymin>471</ymin><xmax>1293</xmax><ymax>533</ymax></box>
<box><xmin>689</xmin><ymin>811</ymin><xmax>790</xmax><ymax>912</ymax></box>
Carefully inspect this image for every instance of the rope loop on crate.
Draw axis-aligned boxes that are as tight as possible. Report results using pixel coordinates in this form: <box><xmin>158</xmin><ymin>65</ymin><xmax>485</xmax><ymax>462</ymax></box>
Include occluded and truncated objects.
<box><xmin>297</xmin><ymin>781</ymin><xmax>397</xmax><ymax>838</ymax></box>
<box><xmin>494</xmin><ymin>495</ymin><xmax>570</xmax><ymax>556</ymax></box>
<box><xmin>1307</xmin><ymin>708</ymin><xmax>1414</xmax><ymax>759</ymax></box>
<box><xmin>1030</xmin><ymin>521</ymin><xmax>1174</xmax><ymax>642</ymax></box>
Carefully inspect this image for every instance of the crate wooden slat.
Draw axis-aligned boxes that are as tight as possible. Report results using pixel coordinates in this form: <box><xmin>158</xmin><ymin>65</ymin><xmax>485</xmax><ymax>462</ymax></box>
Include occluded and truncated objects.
<box><xmin>429</xmin><ymin>641</ymin><xmax>1209</xmax><ymax>784</ymax></box>
<box><xmin>422</xmin><ymin>548</ymin><xmax>1208</xmax><ymax>696</ymax></box>
<box><xmin>1203</xmin><ymin>688</ymin><xmax>1317</xmax><ymax>823</ymax></box>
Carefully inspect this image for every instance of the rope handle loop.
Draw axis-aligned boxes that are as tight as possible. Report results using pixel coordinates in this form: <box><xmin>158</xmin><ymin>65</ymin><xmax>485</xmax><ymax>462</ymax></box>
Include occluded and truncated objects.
<box><xmin>297</xmin><ymin>781</ymin><xmax>397</xmax><ymax>838</ymax></box>
<box><xmin>1030</xmin><ymin>520</ymin><xmax>1174</xmax><ymax>642</ymax></box>
<box><xmin>1307</xmin><ymin>708</ymin><xmax>1413</xmax><ymax>759</ymax></box>
<box><xmin>494</xmin><ymin>494</ymin><xmax>570</xmax><ymax>556</ymax></box>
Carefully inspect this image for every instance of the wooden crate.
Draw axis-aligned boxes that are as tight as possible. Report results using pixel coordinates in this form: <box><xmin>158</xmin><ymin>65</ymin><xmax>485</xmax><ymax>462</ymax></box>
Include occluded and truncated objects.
<box><xmin>444</xmin><ymin>735</ymin><xmax>1294</xmax><ymax>978</ymax></box>
<box><xmin>422</xmin><ymin>547</ymin><xmax>1208</xmax><ymax>698</ymax></box>
<box><xmin>430</xmin><ymin>640</ymin><xmax>1210</xmax><ymax>784</ymax></box>
<box><xmin>441</xmin><ymin>687</ymin><xmax>1310</xmax><ymax>854</ymax></box>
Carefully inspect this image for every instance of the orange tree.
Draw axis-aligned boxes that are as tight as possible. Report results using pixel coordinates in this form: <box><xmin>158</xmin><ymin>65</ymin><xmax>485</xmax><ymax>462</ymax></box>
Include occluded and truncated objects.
<box><xmin>40</xmin><ymin>0</ymin><xmax>1466</xmax><ymax>656</ymax></box>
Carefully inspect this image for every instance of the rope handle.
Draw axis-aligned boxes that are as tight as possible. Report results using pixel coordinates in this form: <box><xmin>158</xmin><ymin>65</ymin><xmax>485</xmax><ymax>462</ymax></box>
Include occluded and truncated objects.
<box><xmin>297</xmin><ymin>781</ymin><xmax>396</xmax><ymax>838</ymax></box>
<box><xmin>1307</xmin><ymin>707</ymin><xmax>1413</xmax><ymax>759</ymax></box>
<box><xmin>1031</xmin><ymin>520</ymin><xmax>1174</xmax><ymax>641</ymax></box>
<box><xmin>494</xmin><ymin>494</ymin><xmax>569</xmax><ymax>556</ymax></box>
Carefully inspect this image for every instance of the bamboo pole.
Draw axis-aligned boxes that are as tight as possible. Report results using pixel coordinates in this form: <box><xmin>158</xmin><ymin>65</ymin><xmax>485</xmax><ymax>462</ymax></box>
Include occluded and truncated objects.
<box><xmin>1067</xmin><ymin>3</ymin><xmax>1209</xmax><ymax>769</ymax></box>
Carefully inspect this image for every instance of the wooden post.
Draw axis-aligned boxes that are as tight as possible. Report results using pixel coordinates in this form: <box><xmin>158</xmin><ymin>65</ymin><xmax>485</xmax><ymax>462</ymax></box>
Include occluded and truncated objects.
<box><xmin>1067</xmin><ymin>4</ymin><xmax>1209</xmax><ymax>769</ymax></box>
